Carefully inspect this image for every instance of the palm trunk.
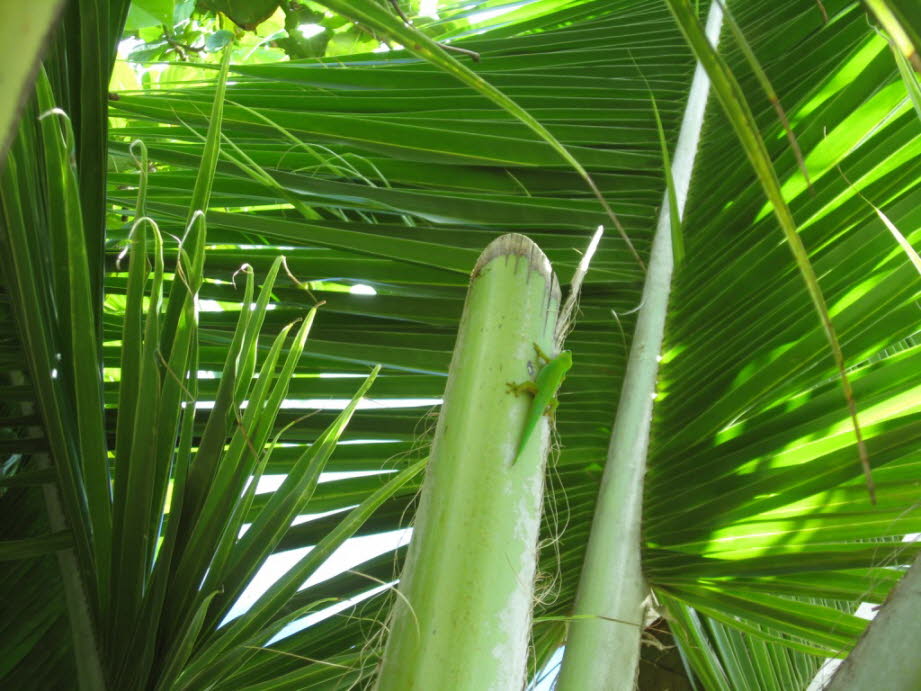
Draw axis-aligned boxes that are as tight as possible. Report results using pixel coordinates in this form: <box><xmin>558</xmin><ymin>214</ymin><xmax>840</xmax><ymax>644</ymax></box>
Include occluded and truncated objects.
<box><xmin>376</xmin><ymin>233</ymin><xmax>562</xmax><ymax>690</ymax></box>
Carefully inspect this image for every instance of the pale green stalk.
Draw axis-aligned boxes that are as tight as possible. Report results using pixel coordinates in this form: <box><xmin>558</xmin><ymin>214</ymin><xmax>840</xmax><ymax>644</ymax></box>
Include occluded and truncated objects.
<box><xmin>376</xmin><ymin>233</ymin><xmax>561</xmax><ymax>690</ymax></box>
<box><xmin>557</xmin><ymin>3</ymin><xmax>723</xmax><ymax>688</ymax></box>
<box><xmin>865</xmin><ymin>0</ymin><xmax>921</xmax><ymax>73</ymax></box>
<box><xmin>826</xmin><ymin>554</ymin><xmax>921</xmax><ymax>690</ymax></box>
<box><xmin>0</xmin><ymin>1</ymin><xmax>65</xmax><ymax>160</ymax></box>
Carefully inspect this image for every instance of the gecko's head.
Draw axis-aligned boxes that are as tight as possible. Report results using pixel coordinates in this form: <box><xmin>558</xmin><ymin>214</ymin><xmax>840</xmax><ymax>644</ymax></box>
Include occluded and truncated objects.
<box><xmin>558</xmin><ymin>350</ymin><xmax>573</xmax><ymax>371</ymax></box>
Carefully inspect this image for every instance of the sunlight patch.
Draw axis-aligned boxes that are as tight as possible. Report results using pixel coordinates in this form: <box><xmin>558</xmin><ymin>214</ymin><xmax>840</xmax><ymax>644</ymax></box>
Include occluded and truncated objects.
<box><xmin>349</xmin><ymin>283</ymin><xmax>377</xmax><ymax>296</ymax></box>
<box><xmin>469</xmin><ymin>5</ymin><xmax>524</xmax><ymax>25</ymax></box>
<box><xmin>419</xmin><ymin>0</ymin><xmax>439</xmax><ymax>19</ymax></box>
<box><xmin>298</xmin><ymin>23</ymin><xmax>325</xmax><ymax>39</ymax></box>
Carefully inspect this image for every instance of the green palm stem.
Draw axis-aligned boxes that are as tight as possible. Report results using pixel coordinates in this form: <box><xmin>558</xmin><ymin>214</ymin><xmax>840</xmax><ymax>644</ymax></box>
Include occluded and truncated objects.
<box><xmin>556</xmin><ymin>3</ymin><xmax>724</xmax><ymax>689</ymax></box>
<box><xmin>376</xmin><ymin>233</ymin><xmax>562</xmax><ymax>690</ymax></box>
<box><xmin>0</xmin><ymin>2</ymin><xmax>65</xmax><ymax>160</ymax></box>
<box><xmin>826</xmin><ymin>553</ymin><xmax>921</xmax><ymax>690</ymax></box>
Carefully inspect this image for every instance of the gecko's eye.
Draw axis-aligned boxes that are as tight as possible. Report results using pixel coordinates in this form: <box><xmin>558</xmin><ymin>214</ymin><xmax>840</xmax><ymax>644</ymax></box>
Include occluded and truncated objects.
<box><xmin>527</xmin><ymin>360</ymin><xmax>536</xmax><ymax>377</ymax></box>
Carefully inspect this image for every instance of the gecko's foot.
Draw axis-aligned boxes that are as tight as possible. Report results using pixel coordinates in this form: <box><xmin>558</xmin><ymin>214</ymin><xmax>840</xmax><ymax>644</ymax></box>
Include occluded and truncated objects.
<box><xmin>507</xmin><ymin>380</ymin><xmax>538</xmax><ymax>397</ymax></box>
<box><xmin>532</xmin><ymin>342</ymin><xmax>553</xmax><ymax>365</ymax></box>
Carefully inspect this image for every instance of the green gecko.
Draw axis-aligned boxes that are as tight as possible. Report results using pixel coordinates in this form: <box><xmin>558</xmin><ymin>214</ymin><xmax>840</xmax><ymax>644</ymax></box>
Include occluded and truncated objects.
<box><xmin>507</xmin><ymin>344</ymin><xmax>573</xmax><ymax>463</ymax></box>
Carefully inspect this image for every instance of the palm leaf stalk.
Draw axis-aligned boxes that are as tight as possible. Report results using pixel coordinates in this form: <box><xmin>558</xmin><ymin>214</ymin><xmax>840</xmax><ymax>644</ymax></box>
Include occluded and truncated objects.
<box><xmin>376</xmin><ymin>233</ymin><xmax>563</xmax><ymax>689</ymax></box>
<box><xmin>0</xmin><ymin>1</ymin><xmax>65</xmax><ymax>160</ymax></box>
<box><xmin>826</xmin><ymin>553</ymin><xmax>921</xmax><ymax>690</ymax></box>
<box><xmin>557</xmin><ymin>3</ymin><xmax>723</xmax><ymax>688</ymax></box>
<box><xmin>865</xmin><ymin>0</ymin><xmax>921</xmax><ymax>73</ymax></box>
